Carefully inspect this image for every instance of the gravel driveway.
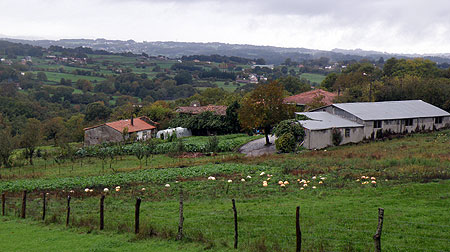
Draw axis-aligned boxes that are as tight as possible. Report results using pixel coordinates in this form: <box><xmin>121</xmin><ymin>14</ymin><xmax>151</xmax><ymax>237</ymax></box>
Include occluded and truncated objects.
<box><xmin>239</xmin><ymin>135</ymin><xmax>277</xmax><ymax>157</ymax></box>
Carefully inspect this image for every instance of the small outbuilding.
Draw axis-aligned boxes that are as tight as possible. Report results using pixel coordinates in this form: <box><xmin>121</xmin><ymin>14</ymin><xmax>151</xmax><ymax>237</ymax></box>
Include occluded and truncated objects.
<box><xmin>297</xmin><ymin>112</ymin><xmax>364</xmax><ymax>149</ymax></box>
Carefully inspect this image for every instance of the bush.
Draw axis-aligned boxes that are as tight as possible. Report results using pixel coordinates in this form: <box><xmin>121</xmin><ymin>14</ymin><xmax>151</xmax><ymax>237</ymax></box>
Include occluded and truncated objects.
<box><xmin>207</xmin><ymin>136</ymin><xmax>219</xmax><ymax>153</ymax></box>
<box><xmin>332</xmin><ymin>128</ymin><xmax>342</xmax><ymax>146</ymax></box>
<box><xmin>376</xmin><ymin>129</ymin><xmax>383</xmax><ymax>139</ymax></box>
<box><xmin>275</xmin><ymin>133</ymin><xmax>296</xmax><ymax>153</ymax></box>
<box><xmin>173</xmin><ymin>139</ymin><xmax>185</xmax><ymax>154</ymax></box>
<box><xmin>273</xmin><ymin>119</ymin><xmax>305</xmax><ymax>141</ymax></box>
<box><xmin>167</xmin><ymin>131</ymin><xmax>177</xmax><ymax>142</ymax></box>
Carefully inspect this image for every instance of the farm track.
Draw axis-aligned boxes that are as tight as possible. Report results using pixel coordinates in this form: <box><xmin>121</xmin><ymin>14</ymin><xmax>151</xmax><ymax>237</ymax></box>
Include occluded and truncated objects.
<box><xmin>239</xmin><ymin>135</ymin><xmax>277</xmax><ymax>156</ymax></box>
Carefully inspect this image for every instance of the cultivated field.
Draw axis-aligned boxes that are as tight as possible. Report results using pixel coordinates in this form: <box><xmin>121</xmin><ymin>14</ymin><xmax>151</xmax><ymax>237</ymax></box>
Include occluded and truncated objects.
<box><xmin>1</xmin><ymin>130</ymin><xmax>449</xmax><ymax>251</ymax></box>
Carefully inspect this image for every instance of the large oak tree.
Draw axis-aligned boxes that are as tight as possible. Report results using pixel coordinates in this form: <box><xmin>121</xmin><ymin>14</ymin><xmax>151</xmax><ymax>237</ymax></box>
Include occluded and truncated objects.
<box><xmin>238</xmin><ymin>81</ymin><xmax>294</xmax><ymax>145</ymax></box>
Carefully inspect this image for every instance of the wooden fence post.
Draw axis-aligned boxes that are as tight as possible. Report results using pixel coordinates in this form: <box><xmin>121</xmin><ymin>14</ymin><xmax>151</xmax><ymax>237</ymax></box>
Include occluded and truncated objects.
<box><xmin>21</xmin><ymin>191</ymin><xmax>27</xmax><ymax>219</ymax></box>
<box><xmin>135</xmin><ymin>197</ymin><xmax>141</xmax><ymax>234</ymax></box>
<box><xmin>42</xmin><ymin>192</ymin><xmax>46</xmax><ymax>221</ymax></box>
<box><xmin>1</xmin><ymin>193</ymin><xmax>5</xmax><ymax>216</ymax></box>
<box><xmin>232</xmin><ymin>199</ymin><xmax>238</xmax><ymax>249</ymax></box>
<box><xmin>100</xmin><ymin>195</ymin><xmax>105</xmax><ymax>230</ymax></box>
<box><xmin>66</xmin><ymin>196</ymin><xmax>71</xmax><ymax>226</ymax></box>
<box><xmin>373</xmin><ymin>208</ymin><xmax>384</xmax><ymax>252</ymax></box>
<box><xmin>296</xmin><ymin>206</ymin><xmax>301</xmax><ymax>252</ymax></box>
<box><xmin>176</xmin><ymin>188</ymin><xmax>184</xmax><ymax>240</ymax></box>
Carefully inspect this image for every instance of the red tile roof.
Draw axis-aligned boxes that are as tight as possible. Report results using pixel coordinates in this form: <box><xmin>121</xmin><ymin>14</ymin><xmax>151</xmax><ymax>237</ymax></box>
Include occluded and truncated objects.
<box><xmin>176</xmin><ymin>105</ymin><xmax>227</xmax><ymax>116</ymax></box>
<box><xmin>284</xmin><ymin>89</ymin><xmax>337</xmax><ymax>106</ymax></box>
<box><xmin>84</xmin><ymin>116</ymin><xmax>156</xmax><ymax>133</ymax></box>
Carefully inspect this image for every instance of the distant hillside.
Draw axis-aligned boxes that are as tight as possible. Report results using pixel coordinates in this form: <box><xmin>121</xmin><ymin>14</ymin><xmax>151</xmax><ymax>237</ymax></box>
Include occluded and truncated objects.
<box><xmin>2</xmin><ymin>38</ymin><xmax>450</xmax><ymax>65</ymax></box>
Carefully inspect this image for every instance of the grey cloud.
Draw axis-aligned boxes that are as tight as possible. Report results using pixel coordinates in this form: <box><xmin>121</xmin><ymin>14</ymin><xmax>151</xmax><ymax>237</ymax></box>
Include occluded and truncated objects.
<box><xmin>2</xmin><ymin>0</ymin><xmax>449</xmax><ymax>53</ymax></box>
<box><xmin>104</xmin><ymin>0</ymin><xmax>450</xmax><ymax>34</ymax></box>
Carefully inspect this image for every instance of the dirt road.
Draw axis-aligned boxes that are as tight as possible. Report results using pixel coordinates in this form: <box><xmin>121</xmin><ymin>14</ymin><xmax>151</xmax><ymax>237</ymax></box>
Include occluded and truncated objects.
<box><xmin>239</xmin><ymin>135</ymin><xmax>277</xmax><ymax>157</ymax></box>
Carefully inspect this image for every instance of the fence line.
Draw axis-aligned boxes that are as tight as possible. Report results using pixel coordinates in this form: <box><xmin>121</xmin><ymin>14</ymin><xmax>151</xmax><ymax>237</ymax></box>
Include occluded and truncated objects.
<box><xmin>1</xmin><ymin>192</ymin><xmax>448</xmax><ymax>252</ymax></box>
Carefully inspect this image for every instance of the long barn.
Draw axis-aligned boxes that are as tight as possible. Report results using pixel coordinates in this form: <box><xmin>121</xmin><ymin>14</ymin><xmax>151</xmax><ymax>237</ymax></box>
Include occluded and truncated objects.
<box><xmin>297</xmin><ymin>100</ymin><xmax>450</xmax><ymax>149</ymax></box>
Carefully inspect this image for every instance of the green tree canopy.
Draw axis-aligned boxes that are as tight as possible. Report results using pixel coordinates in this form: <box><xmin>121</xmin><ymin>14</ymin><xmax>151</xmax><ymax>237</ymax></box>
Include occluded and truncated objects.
<box><xmin>85</xmin><ymin>102</ymin><xmax>111</xmax><ymax>122</ymax></box>
<box><xmin>277</xmin><ymin>76</ymin><xmax>311</xmax><ymax>95</ymax></box>
<box><xmin>20</xmin><ymin>118</ymin><xmax>42</xmax><ymax>165</ymax></box>
<box><xmin>238</xmin><ymin>81</ymin><xmax>295</xmax><ymax>145</ymax></box>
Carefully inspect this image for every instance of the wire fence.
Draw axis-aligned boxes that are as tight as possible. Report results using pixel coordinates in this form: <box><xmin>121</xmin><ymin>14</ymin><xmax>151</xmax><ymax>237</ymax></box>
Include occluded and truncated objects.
<box><xmin>1</xmin><ymin>190</ymin><xmax>449</xmax><ymax>252</ymax></box>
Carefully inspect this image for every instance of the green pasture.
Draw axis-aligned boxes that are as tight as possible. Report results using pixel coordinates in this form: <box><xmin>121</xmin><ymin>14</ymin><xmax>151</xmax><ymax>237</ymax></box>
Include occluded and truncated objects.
<box><xmin>31</xmin><ymin>71</ymin><xmax>106</xmax><ymax>84</ymax></box>
<box><xmin>300</xmin><ymin>73</ymin><xmax>326</xmax><ymax>85</ymax></box>
<box><xmin>0</xmin><ymin>218</ymin><xmax>217</xmax><ymax>252</ymax></box>
<box><xmin>0</xmin><ymin>130</ymin><xmax>448</xmax><ymax>251</ymax></box>
<box><xmin>1</xmin><ymin>177</ymin><xmax>448</xmax><ymax>251</ymax></box>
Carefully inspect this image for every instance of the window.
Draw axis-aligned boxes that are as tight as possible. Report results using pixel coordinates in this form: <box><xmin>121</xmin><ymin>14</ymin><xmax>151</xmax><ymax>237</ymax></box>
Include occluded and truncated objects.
<box><xmin>345</xmin><ymin>128</ymin><xmax>350</xmax><ymax>137</ymax></box>
<box><xmin>435</xmin><ymin>117</ymin><xmax>443</xmax><ymax>124</ymax></box>
<box><xmin>373</xmin><ymin>120</ymin><xmax>382</xmax><ymax>128</ymax></box>
<box><xmin>405</xmin><ymin>118</ymin><xmax>413</xmax><ymax>126</ymax></box>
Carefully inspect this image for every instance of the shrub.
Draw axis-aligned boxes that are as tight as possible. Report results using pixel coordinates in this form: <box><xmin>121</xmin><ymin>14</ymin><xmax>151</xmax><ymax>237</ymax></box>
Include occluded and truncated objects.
<box><xmin>332</xmin><ymin>128</ymin><xmax>342</xmax><ymax>146</ymax></box>
<box><xmin>173</xmin><ymin>139</ymin><xmax>185</xmax><ymax>154</ymax></box>
<box><xmin>273</xmin><ymin>119</ymin><xmax>305</xmax><ymax>141</ymax></box>
<box><xmin>376</xmin><ymin>129</ymin><xmax>383</xmax><ymax>139</ymax></box>
<box><xmin>207</xmin><ymin>136</ymin><xmax>219</xmax><ymax>153</ymax></box>
<box><xmin>275</xmin><ymin>133</ymin><xmax>296</xmax><ymax>153</ymax></box>
<box><xmin>167</xmin><ymin>131</ymin><xmax>178</xmax><ymax>142</ymax></box>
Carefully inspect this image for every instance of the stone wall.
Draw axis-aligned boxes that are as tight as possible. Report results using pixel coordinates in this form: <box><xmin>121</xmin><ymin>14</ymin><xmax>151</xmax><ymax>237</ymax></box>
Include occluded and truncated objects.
<box><xmin>84</xmin><ymin>125</ymin><xmax>123</xmax><ymax>146</ymax></box>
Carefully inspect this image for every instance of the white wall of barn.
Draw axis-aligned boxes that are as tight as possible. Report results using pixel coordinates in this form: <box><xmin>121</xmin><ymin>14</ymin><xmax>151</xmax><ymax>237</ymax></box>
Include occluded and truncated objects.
<box><xmin>303</xmin><ymin>127</ymin><xmax>364</xmax><ymax>149</ymax></box>
<box><xmin>363</xmin><ymin>116</ymin><xmax>449</xmax><ymax>139</ymax></box>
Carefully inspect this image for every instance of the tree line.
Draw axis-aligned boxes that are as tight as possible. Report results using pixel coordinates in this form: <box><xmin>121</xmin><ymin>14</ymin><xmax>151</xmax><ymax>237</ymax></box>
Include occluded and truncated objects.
<box><xmin>321</xmin><ymin>58</ymin><xmax>450</xmax><ymax>111</ymax></box>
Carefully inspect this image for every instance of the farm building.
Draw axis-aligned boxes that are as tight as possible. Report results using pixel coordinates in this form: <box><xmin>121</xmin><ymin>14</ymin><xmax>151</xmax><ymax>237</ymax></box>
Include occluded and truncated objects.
<box><xmin>297</xmin><ymin>112</ymin><xmax>365</xmax><ymax>149</ymax></box>
<box><xmin>284</xmin><ymin>89</ymin><xmax>337</xmax><ymax>110</ymax></box>
<box><xmin>312</xmin><ymin>100</ymin><xmax>450</xmax><ymax>139</ymax></box>
<box><xmin>84</xmin><ymin>116</ymin><xmax>159</xmax><ymax>146</ymax></box>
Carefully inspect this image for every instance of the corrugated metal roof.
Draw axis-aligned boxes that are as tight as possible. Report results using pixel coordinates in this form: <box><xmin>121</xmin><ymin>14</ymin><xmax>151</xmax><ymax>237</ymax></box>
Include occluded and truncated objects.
<box><xmin>332</xmin><ymin>100</ymin><xmax>450</xmax><ymax>121</ymax></box>
<box><xmin>296</xmin><ymin>112</ymin><xmax>363</xmax><ymax>130</ymax></box>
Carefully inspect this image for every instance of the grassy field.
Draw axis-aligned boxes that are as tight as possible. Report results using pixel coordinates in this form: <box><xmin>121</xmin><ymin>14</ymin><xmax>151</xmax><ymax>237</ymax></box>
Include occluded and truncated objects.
<box><xmin>1</xmin><ymin>175</ymin><xmax>448</xmax><ymax>251</ymax></box>
<box><xmin>213</xmin><ymin>81</ymin><xmax>239</xmax><ymax>92</ymax></box>
<box><xmin>31</xmin><ymin>71</ymin><xmax>106</xmax><ymax>83</ymax></box>
<box><xmin>0</xmin><ymin>130</ymin><xmax>449</xmax><ymax>251</ymax></box>
<box><xmin>0</xmin><ymin>218</ymin><xmax>222</xmax><ymax>252</ymax></box>
<box><xmin>300</xmin><ymin>73</ymin><xmax>326</xmax><ymax>85</ymax></box>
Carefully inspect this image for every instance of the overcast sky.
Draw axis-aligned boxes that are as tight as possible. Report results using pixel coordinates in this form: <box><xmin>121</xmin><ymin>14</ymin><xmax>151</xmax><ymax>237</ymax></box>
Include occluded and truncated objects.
<box><xmin>1</xmin><ymin>0</ymin><xmax>449</xmax><ymax>54</ymax></box>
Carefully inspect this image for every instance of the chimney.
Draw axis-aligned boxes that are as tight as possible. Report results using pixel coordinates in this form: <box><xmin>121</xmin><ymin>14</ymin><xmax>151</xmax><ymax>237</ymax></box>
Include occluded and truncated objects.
<box><xmin>131</xmin><ymin>115</ymin><xmax>134</xmax><ymax>126</ymax></box>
